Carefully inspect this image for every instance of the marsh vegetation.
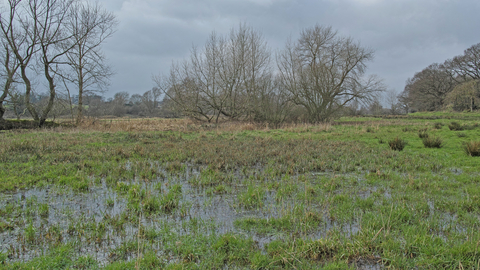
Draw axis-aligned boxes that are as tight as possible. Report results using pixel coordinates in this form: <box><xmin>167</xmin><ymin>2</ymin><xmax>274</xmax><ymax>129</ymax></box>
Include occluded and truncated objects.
<box><xmin>1</xmin><ymin>113</ymin><xmax>480</xmax><ymax>269</ymax></box>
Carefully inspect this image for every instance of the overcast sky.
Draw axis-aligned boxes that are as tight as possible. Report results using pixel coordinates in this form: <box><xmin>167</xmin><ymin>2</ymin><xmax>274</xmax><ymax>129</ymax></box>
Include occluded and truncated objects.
<box><xmin>96</xmin><ymin>0</ymin><xmax>480</xmax><ymax>100</ymax></box>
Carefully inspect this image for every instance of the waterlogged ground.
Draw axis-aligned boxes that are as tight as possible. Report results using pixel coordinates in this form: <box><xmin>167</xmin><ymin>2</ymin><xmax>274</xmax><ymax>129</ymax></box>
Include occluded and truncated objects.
<box><xmin>1</xmin><ymin>116</ymin><xmax>480</xmax><ymax>269</ymax></box>
<box><xmin>0</xmin><ymin>170</ymin><xmax>362</xmax><ymax>264</ymax></box>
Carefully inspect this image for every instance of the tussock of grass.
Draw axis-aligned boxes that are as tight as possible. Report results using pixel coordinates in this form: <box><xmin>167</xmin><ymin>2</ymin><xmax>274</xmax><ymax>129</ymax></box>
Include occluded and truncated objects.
<box><xmin>433</xmin><ymin>122</ymin><xmax>443</xmax><ymax>129</ymax></box>
<box><xmin>418</xmin><ymin>129</ymin><xmax>429</xmax><ymax>139</ymax></box>
<box><xmin>238</xmin><ymin>185</ymin><xmax>265</xmax><ymax>209</ymax></box>
<box><xmin>464</xmin><ymin>141</ymin><xmax>480</xmax><ymax>156</ymax></box>
<box><xmin>448</xmin><ymin>121</ymin><xmax>463</xmax><ymax>131</ymax></box>
<box><xmin>0</xmin><ymin>252</ymin><xmax>6</xmax><ymax>264</ymax></box>
<box><xmin>160</xmin><ymin>189</ymin><xmax>181</xmax><ymax>213</ymax></box>
<box><xmin>388</xmin><ymin>137</ymin><xmax>406</xmax><ymax>151</ymax></box>
<box><xmin>422</xmin><ymin>136</ymin><xmax>443</xmax><ymax>148</ymax></box>
<box><xmin>0</xmin><ymin>221</ymin><xmax>14</xmax><ymax>233</ymax></box>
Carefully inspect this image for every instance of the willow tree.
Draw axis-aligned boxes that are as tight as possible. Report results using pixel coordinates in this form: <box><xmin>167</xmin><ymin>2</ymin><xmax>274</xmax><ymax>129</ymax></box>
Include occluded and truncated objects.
<box><xmin>277</xmin><ymin>25</ymin><xmax>384</xmax><ymax>122</ymax></box>
<box><xmin>156</xmin><ymin>24</ymin><xmax>272</xmax><ymax>123</ymax></box>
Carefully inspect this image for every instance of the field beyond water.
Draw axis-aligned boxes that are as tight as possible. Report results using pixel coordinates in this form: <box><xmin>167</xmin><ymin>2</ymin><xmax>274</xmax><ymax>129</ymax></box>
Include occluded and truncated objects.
<box><xmin>1</xmin><ymin>113</ymin><xmax>480</xmax><ymax>269</ymax></box>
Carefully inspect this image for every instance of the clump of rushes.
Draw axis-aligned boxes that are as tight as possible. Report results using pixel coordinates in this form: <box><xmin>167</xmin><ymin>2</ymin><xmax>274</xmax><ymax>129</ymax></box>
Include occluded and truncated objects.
<box><xmin>433</xmin><ymin>122</ymin><xmax>443</xmax><ymax>129</ymax></box>
<box><xmin>422</xmin><ymin>136</ymin><xmax>443</xmax><ymax>148</ymax></box>
<box><xmin>142</xmin><ymin>195</ymin><xmax>161</xmax><ymax>215</ymax></box>
<box><xmin>418</xmin><ymin>129</ymin><xmax>429</xmax><ymax>139</ymax></box>
<box><xmin>105</xmin><ymin>197</ymin><xmax>115</xmax><ymax>207</ymax></box>
<box><xmin>388</xmin><ymin>137</ymin><xmax>406</xmax><ymax>151</ymax></box>
<box><xmin>238</xmin><ymin>185</ymin><xmax>265</xmax><ymax>209</ymax></box>
<box><xmin>0</xmin><ymin>251</ymin><xmax>6</xmax><ymax>264</ymax></box>
<box><xmin>0</xmin><ymin>221</ymin><xmax>14</xmax><ymax>233</ymax></box>
<box><xmin>160</xmin><ymin>184</ymin><xmax>182</xmax><ymax>213</ymax></box>
<box><xmin>464</xmin><ymin>141</ymin><xmax>480</xmax><ymax>156</ymax></box>
<box><xmin>116</xmin><ymin>182</ymin><xmax>130</xmax><ymax>194</ymax></box>
<box><xmin>448</xmin><ymin>121</ymin><xmax>463</xmax><ymax>131</ymax></box>
<box><xmin>24</xmin><ymin>223</ymin><xmax>36</xmax><ymax>243</ymax></box>
<box><xmin>38</xmin><ymin>203</ymin><xmax>49</xmax><ymax>218</ymax></box>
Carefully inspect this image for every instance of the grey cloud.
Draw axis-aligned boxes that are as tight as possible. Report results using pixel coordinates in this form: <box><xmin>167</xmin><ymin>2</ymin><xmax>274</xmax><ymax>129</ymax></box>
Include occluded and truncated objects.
<box><xmin>99</xmin><ymin>0</ymin><xmax>480</xmax><ymax>97</ymax></box>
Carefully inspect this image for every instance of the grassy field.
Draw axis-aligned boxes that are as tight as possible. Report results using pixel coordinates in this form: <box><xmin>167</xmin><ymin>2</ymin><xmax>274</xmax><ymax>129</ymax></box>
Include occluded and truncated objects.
<box><xmin>1</xmin><ymin>113</ymin><xmax>480</xmax><ymax>269</ymax></box>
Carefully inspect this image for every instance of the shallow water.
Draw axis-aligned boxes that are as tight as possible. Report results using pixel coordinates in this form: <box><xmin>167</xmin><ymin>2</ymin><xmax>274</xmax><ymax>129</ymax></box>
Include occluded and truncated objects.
<box><xmin>0</xmin><ymin>166</ymin><xmax>462</xmax><ymax>267</ymax></box>
<box><xmin>0</xmin><ymin>170</ymin><xmax>351</xmax><ymax>264</ymax></box>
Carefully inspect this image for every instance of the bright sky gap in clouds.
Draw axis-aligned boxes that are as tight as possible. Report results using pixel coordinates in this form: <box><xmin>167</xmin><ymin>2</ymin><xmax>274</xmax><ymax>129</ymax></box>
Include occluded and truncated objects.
<box><xmin>99</xmin><ymin>0</ymin><xmax>480</xmax><ymax>99</ymax></box>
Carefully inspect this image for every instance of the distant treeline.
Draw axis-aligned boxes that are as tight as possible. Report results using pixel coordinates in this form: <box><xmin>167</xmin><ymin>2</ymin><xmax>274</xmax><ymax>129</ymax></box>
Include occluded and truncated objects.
<box><xmin>2</xmin><ymin>86</ymin><xmax>397</xmax><ymax>122</ymax></box>
<box><xmin>400</xmin><ymin>43</ymin><xmax>480</xmax><ymax>113</ymax></box>
<box><xmin>2</xmin><ymin>89</ymin><xmax>177</xmax><ymax>121</ymax></box>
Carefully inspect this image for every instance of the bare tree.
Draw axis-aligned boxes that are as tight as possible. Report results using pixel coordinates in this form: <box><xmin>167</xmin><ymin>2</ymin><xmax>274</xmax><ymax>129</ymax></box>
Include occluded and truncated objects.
<box><xmin>33</xmin><ymin>0</ymin><xmax>86</xmax><ymax>126</ymax></box>
<box><xmin>7</xmin><ymin>86</ymin><xmax>26</xmax><ymax>119</ymax></box>
<box><xmin>251</xmin><ymin>76</ymin><xmax>294</xmax><ymax>126</ymax></box>
<box><xmin>141</xmin><ymin>87</ymin><xmax>161</xmax><ymax>116</ymax></box>
<box><xmin>277</xmin><ymin>25</ymin><xmax>384</xmax><ymax>122</ymax></box>
<box><xmin>369</xmin><ymin>97</ymin><xmax>384</xmax><ymax>115</ymax></box>
<box><xmin>0</xmin><ymin>41</ymin><xmax>20</xmax><ymax>119</ymax></box>
<box><xmin>445</xmin><ymin>43</ymin><xmax>480</xmax><ymax>82</ymax></box>
<box><xmin>156</xmin><ymin>24</ymin><xmax>273</xmax><ymax>123</ymax></box>
<box><xmin>397</xmin><ymin>89</ymin><xmax>411</xmax><ymax>114</ymax></box>
<box><xmin>0</xmin><ymin>0</ymin><xmax>114</xmax><ymax>126</ymax></box>
<box><xmin>385</xmin><ymin>89</ymin><xmax>399</xmax><ymax>115</ymax></box>
<box><xmin>83</xmin><ymin>93</ymin><xmax>106</xmax><ymax>117</ymax></box>
<box><xmin>1</xmin><ymin>0</ymin><xmax>76</xmax><ymax>126</ymax></box>
<box><xmin>157</xmin><ymin>68</ymin><xmax>213</xmax><ymax>121</ymax></box>
<box><xmin>61</xmin><ymin>1</ymin><xmax>116</xmax><ymax>123</ymax></box>
<box><xmin>110</xmin><ymin>91</ymin><xmax>128</xmax><ymax>117</ymax></box>
<box><xmin>0</xmin><ymin>0</ymin><xmax>40</xmax><ymax>123</ymax></box>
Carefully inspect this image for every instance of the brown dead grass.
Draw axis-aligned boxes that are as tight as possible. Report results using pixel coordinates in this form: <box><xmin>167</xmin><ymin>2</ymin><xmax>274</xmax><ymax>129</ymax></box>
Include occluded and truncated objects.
<box><xmin>6</xmin><ymin>116</ymin><xmax>417</xmax><ymax>134</ymax></box>
<box><xmin>73</xmin><ymin>117</ymin><xmax>334</xmax><ymax>133</ymax></box>
<box><xmin>77</xmin><ymin>118</ymin><xmax>197</xmax><ymax>132</ymax></box>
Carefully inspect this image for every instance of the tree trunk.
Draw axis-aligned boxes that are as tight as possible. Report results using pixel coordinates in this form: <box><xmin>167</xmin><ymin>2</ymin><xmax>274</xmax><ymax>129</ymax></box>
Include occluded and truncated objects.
<box><xmin>0</xmin><ymin>76</ymin><xmax>15</xmax><ymax>120</ymax></box>
<box><xmin>77</xmin><ymin>69</ymin><xmax>84</xmax><ymax>124</ymax></box>
<box><xmin>76</xmin><ymin>50</ymin><xmax>84</xmax><ymax>124</ymax></box>
<box><xmin>21</xmin><ymin>64</ymin><xmax>39</xmax><ymax>121</ymax></box>
<box><xmin>0</xmin><ymin>91</ymin><xmax>7</xmax><ymax>120</ymax></box>
<box><xmin>39</xmin><ymin>62</ymin><xmax>56</xmax><ymax>127</ymax></box>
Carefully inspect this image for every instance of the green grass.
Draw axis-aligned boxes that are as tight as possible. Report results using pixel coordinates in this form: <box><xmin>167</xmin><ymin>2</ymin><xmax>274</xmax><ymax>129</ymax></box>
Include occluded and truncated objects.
<box><xmin>1</xmin><ymin>112</ymin><xmax>480</xmax><ymax>269</ymax></box>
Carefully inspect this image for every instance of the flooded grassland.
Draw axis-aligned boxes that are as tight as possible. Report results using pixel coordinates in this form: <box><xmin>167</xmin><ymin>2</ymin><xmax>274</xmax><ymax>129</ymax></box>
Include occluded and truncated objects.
<box><xmin>1</xmin><ymin>118</ymin><xmax>480</xmax><ymax>269</ymax></box>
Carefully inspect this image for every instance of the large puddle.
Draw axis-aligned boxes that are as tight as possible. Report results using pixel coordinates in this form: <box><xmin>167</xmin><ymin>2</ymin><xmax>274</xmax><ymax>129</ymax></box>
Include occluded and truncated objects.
<box><xmin>0</xmin><ymin>165</ymin><xmax>465</xmax><ymax>268</ymax></box>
